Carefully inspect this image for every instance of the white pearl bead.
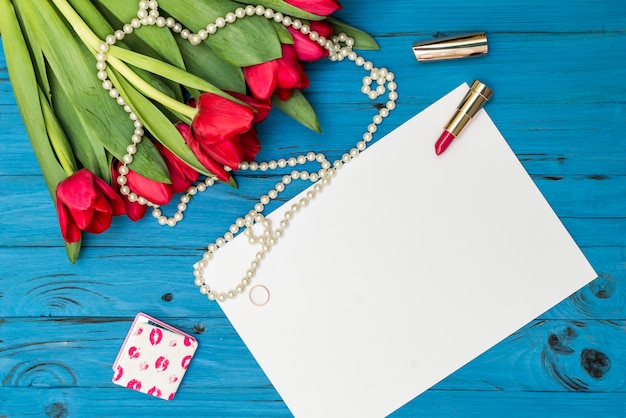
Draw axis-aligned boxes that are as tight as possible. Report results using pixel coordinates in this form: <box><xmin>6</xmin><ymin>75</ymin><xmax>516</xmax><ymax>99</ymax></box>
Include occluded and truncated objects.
<box><xmin>189</xmin><ymin>34</ymin><xmax>201</xmax><ymax>45</ymax></box>
<box><xmin>225</xmin><ymin>12</ymin><xmax>237</xmax><ymax>23</ymax></box>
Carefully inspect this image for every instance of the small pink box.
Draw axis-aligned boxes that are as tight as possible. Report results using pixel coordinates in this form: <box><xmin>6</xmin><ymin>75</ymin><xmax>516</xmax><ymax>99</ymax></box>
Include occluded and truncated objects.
<box><xmin>112</xmin><ymin>313</ymin><xmax>198</xmax><ymax>400</ymax></box>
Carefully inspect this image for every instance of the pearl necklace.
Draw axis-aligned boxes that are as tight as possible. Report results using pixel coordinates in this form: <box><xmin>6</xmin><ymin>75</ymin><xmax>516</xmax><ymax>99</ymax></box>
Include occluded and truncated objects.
<box><xmin>96</xmin><ymin>1</ymin><xmax>398</xmax><ymax>302</ymax></box>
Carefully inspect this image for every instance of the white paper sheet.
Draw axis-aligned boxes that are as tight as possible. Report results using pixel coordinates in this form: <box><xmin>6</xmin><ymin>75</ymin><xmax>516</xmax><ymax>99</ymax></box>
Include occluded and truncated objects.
<box><xmin>200</xmin><ymin>84</ymin><xmax>597</xmax><ymax>417</ymax></box>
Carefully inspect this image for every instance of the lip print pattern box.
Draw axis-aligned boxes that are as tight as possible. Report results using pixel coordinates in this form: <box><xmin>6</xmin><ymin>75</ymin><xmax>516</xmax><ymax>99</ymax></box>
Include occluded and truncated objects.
<box><xmin>112</xmin><ymin>313</ymin><xmax>198</xmax><ymax>400</ymax></box>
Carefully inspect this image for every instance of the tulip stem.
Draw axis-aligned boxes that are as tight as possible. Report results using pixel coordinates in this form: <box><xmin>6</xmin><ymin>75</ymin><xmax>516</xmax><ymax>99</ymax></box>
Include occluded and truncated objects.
<box><xmin>50</xmin><ymin>0</ymin><xmax>101</xmax><ymax>51</ymax></box>
<box><xmin>107</xmin><ymin>55</ymin><xmax>197</xmax><ymax>120</ymax></box>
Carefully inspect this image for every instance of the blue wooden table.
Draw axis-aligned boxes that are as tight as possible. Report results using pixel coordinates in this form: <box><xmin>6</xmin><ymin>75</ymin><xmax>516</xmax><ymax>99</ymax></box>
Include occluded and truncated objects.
<box><xmin>1</xmin><ymin>0</ymin><xmax>625</xmax><ymax>416</ymax></box>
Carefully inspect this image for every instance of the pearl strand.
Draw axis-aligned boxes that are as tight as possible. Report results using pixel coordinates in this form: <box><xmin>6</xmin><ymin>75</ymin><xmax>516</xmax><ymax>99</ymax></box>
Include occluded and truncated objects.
<box><xmin>96</xmin><ymin>2</ymin><xmax>398</xmax><ymax>302</ymax></box>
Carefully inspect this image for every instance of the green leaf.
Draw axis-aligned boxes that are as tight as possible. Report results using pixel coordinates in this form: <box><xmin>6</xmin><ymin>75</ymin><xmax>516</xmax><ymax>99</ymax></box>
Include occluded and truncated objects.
<box><xmin>21</xmin><ymin>0</ymin><xmax>170</xmax><ymax>183</ymax></box>
<box><xmin>108</xmin><ymin>45</ymin><xmax>241</xmax><ymax>101</ymax></box>
<box><xmin>39</xmin><ymin>88</ymin><xmax>78</xmax><ymax>174</ymax></box>
<box><xmin>159</xmin><ymin>0</ymin><xmax>282</xmax><ymax>66</ymax></box>
<box><xmin>272</xmin><ymin>89</ymin><xmax>321</xmax><ymax>133</ymax></box>
<box><xmin>48</xmin><ymin>70</ymin><xmax>111</xmax><ymax>182</ymax></box>
<box><xmin>231</xmin><ymin>0</ymin><xmax>325</xmax><ymax>20</ymax></box>
<box><xmin>109</xmin><ymin>68</ymin><xmax>211</xmax><ymax>177</ymax></box>
<box><xmin>0</xmin><ymin>0</ymin><xmax>81</xmax><ymax>261</ymax></box>
<box><xmin>271</xmin><ymin>20</ymin><xmax>294</xmax><ymax>44</ymax></box>
<box><xmin>327</xmin><ymin>17</ymin><xmax>380</xmax><ymax>50</ymax></box>
<box><xmin>93</xmin><ymin>0</ymin><xmax>186</xmax><ymax>70</ymax></box>
<box><xmin>18</xmin><ymin>11</ymin><xmax>50</xmax><ymax>96</ymax></box>
<box><xmin>174</xmin><ymin>37</ymin><xmax>246</xmax><ymax>94</ymax></box>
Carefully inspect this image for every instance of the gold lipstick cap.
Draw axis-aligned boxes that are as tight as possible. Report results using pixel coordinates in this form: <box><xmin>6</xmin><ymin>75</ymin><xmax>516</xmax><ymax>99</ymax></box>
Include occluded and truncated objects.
<box><xmin>412</xmin><ymin>33</ymin><xmax>488</xmax><ymax>62</ymax></box>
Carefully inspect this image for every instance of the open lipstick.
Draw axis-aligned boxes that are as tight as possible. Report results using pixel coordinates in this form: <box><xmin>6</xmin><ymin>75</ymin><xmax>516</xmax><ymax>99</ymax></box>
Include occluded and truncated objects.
<box><xmin>435</xmin><ymin>80</ymin><xmax>493</xmax><ymax>155</ymax></box>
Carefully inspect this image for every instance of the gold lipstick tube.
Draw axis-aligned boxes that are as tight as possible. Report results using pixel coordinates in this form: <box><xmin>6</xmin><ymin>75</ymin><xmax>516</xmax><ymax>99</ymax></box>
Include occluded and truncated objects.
<box><xmin>445</xmin><ymin>80</ymin><xmax>493</xmax><ymax>137</ymax></box>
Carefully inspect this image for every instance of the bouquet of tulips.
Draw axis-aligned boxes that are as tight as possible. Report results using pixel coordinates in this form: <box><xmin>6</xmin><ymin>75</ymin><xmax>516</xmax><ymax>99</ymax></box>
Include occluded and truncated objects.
<box><xmin>0</xmin><ymin>0</ymin><xmax>378</xmax><ymax>262</ymax></box>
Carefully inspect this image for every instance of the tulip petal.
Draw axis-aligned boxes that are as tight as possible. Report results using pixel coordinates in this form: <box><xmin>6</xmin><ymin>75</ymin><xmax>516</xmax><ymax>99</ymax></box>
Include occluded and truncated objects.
<box><xmin>126</xmin><ymin>170</ymin><xmax>173</xmax><ymax>206</ymax></box>
<box><xmin>226</xmin><ymin>91</ymin><xmax>272</xmax><ymax>124</ymax></box>
<box><xmin>192</xmin><ymin>93</ymin><xmax>254</xmax><ymax>144</ymax></box>
<box><xmin>56</xmin><ymin>169</ymin><xmax>99</xmax><ymax>211</ymax></box>
<box><xmin>243</xmin><ymin>61</ymin><xmax>279</xmax><ymax>100</ymax></box>
<box><xmin>275</xmin><ymin>88</ymin><xmax>293</xmax><ymax>101</ymax></box>
<box><xmin>177</xmin><ymin>123</ymin><xmax>231</xmax><ymax>182</ymax></box>
<box><xmin>57</xmin><ymin>203</ymin><xmax>81</xmax><ymax>243</ymax></box>
<box><xmin>125</xmin><ymin>200</ymin><xmax>148</xmax><ymax>222</ymax></box>
<box><xmin>240</xmin><ymin>128</ymin><xmax>261</xmax><ymax>161</ymax></box>
<box><xmin>84</xmin><ymin>207</ymin><xmax>114</xmax><ymax>234</ymax></box>
<box><xmin>94</xmin><ymin>175</ymin><xmax>126</xmax><ymax>216</ymax></box>
<box><xmin>154</xmin><ymin>141</ymin><xmax>199</xmax><ymax>194</ymax></box>
<box><xmin>288</xmin><ymin>21</ymin><xmax>332</xmax><ymax>61</ymax></box>
<box><xmin>284</xmin><ymin>0</ymin><xmax>342</xmax><ymax>16</ymax></box>
<box><xmin>205</xmin><ymin>138</ymin><xmax>243</xmax><ymax>170</ymax></box>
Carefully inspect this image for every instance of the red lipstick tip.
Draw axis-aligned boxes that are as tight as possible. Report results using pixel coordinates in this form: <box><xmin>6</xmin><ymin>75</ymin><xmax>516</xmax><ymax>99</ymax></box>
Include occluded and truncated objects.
<box><xmin>435</xmin><ymin>131</ymin><xmax>456</xmax><ymax>155</ymax></box>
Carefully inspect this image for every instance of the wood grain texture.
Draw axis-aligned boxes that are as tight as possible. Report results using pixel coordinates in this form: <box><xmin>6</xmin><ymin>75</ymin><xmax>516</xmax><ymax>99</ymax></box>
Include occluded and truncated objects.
<box><xmin>1</xmin><ymin>0</ymin><xmax>625</xmax><ymax>416</ymax></box>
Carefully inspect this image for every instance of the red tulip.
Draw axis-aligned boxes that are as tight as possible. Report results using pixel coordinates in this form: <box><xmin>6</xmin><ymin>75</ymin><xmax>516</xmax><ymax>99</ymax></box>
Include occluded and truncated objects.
<box><xmin>153</xmin><ymin>142</ymin><xmax>199</xmax><ymax>193</ymax></box>
<box><xmin>284</xmin><ymin>0</ymin><xmax>342</xmax><ymax>16</ymax></box>
<box><xmin>112</xmin><ymin>161</ymin><xmax>173</xmax><ymax>221</ymax></box>
<box><xmin>56</xmin><ymin>168</ymin><xmax>125</xmax><ymax>242</ymax></box>
<box><xmin>176</xmin><ymin>123</ymin><xmax>231</xmax><ymax>183</ymax></box>
<box><xmin>288</xmin><ymin>20</ymin><xmax>333</xmax><ymax>61</ymax></box>
<box><xmin>226</xmin><ymin>91</ymin><xmax>272</xmax><ymax>124</ymax></box>
<box><xmin>191</xmin><ymin>93</ymin><xmax>255</xmax><ymax>169</ymax></box>
<box><xmin>243</xmin><ymin>44</ymin><xmax>309</xmax><ymax>101</ymax></box>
